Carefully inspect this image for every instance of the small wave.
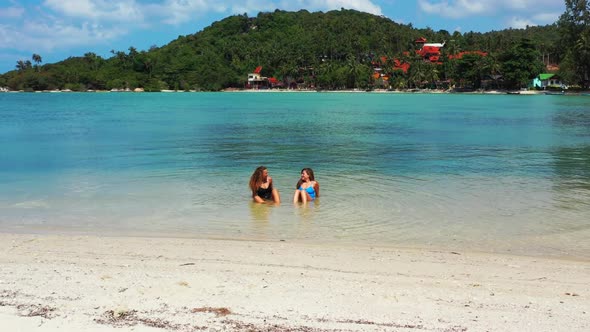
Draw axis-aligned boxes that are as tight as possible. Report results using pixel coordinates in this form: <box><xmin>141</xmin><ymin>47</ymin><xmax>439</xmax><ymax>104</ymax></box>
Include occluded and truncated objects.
<box><xmin>13</xmin><ymin>200</ymin><xmax>50</xmax><ymax>208</ymax></box>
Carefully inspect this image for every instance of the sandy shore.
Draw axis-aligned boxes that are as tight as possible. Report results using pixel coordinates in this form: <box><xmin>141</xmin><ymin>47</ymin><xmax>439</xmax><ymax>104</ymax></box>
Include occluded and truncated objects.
<box><xmin>0</xmin><ymin>233</ymin><xmax>588</xmax><ymax>331</ymax></box>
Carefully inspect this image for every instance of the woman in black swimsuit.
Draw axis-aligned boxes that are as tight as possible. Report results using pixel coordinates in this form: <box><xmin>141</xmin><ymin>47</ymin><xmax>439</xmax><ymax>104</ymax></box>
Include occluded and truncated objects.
<box><xmin>249</xmin><ymin>166</ymin><xmax>281</xmax><ymax>203</ymax></box>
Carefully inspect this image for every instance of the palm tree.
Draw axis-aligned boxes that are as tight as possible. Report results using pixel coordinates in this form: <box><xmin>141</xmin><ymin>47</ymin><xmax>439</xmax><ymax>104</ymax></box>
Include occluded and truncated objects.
<box><xmin>474</xmin><ymin>55</ymin><xmax>488</xmax><ymax>89</ymax></box>
<box><xmin>16</xmin><ymin>60</ymin><xmax>24</xmax><ymax>71</ymax></box>
<box><xmin>280</xmin><ymin>63</ymin><xmax>299</xmax><ymax>89</ymax></box>
<box><xmin>346</xmin><ymin>54</ymin><xmax>363</xmax><ymax>89</ymax></box>
<box><xmin>381</xmin><ymin>54</ymin><xmax>398</xmax><ymax>81</ymax></box>
<box><xmin>16</xmin><ymin>60</ymin><xmax>26</xmax><ymax>71</ymax></box>
<box><xmin>128</xmin><ymin>46</ymin><xmax>138</xmax><ymax>56</ymax></box>
<box><xmin>141</xmin><ymin>55</ymin><xmax>156</xmax><ymax>78</ymax></box>
<box><xmin>84</xmin><ymin>52</ymin><xmax>98</xmax><ymax>71</ymax></box>
<box><xmin>127</xmin><ymin>46</ymin><xmax>138</xmax><ymax>68</ymax></box>
<box><xmin>424</xmin><ymin>62</ymin><xmax>440</xmax><ymax>88</ymax></box>
<box><xmin>484</xmin><ymin>54</ymin><xmax>502</xmax><ymax>89</ymax></box>
<box><xmin>112</xmin><ymin>50</ymin><xmax>128</xmax><ymax>67</ymax></box>
<box><xmin>32</xmin><ymin>54</ymin><xmax>42</xmax><ymax>72</ymax></box>
<box><xmin>575</xmin><ymin>32</ymin><xmax>590</xmax><ymax>83</ymax></box>
<box><xmin>407</xmin><ymin>55</ymin><xmax>427</xmax><ymax>88</ymax></box>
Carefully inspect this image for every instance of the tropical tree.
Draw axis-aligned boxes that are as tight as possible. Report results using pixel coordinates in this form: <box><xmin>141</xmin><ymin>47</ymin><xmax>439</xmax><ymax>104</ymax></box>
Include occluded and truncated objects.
<box><xmin>32</xmin><ymin>53</ymin><xmax>42</xmax><ymax>72</ymax></box>
<box><xmin>483</xmin><ymin>53</ymin><xmax>502</xmax><ymax>89</ymax></box>
<box><xmin>112</xmin><ymin>50</ymin><xmax>128</xmax><ymax>68</ymax></box>
<box><xmin>84</xmin><ymin>52</ymin><xmax>101</xmax><ymax>71</ymax></box>
<box><xmin>346</xmin><ymin>54</ymin><xmax>362</xmax><ymax>88</ymax></box>
<box><xmin>558</xmin><ymin>0</ymin><xmax>590</xmax><ymax>87</ymax></box>
<box><xmin>15</xmin><ymin>60</ymin><xmax>27</xmax><ymax>71</ymax></box>
<box><xmin>424</xmin><ymin>62</ymin><xmax>440</xmax><ymax>88</ymax></box>
<box><xmin>500</xmin><ymin>39</ymin><xmax>544</xmax><ymax>89</ymax></box>
<box><xmin>407</xmin><ymin>56</ymin><xmax>427</xmax><ymax>88</ymax></box>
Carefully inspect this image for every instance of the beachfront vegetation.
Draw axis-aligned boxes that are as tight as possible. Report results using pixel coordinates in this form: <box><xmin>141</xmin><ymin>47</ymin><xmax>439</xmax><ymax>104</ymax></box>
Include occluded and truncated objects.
<box><xmin>0</xmin><ymin>4</ymin><xmax>587</xmax><ymax>91</ymax></box>
<box><xmin>557</xmin><ymin>0</ymin><xmax>590</xmax><ymax>88</ymax></box>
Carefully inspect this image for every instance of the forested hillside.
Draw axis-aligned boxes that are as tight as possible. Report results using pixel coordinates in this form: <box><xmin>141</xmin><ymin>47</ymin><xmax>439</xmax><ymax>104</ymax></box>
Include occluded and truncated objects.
<box><xmin>0</xmin><ymin>5</ymin><xmax>586</xmax><ymax>91</ymax></box>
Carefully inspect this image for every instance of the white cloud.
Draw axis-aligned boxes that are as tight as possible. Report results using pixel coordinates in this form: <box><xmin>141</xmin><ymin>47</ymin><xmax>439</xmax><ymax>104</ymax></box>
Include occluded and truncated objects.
<box><xmin>418</xmin><ymin>0</ymin><xmax>562</xmax><ymax>20</ymax></box>
<box><xmin>502</xmin><ymin>0</ymin><xmax>531</xmax><ymax>10</ymax></box>
<box><xmin>43</xmin><ymin>0</ymin><xmax>144</xmax><ymax>22</ymax></box>
<box><xmin>230</xmin><ymin>1</ymin><xmax>278</xmax><ymax>16</ymax></box>
<box><xmin>147</xmin><ymin>0</ymin><xmax>383</xmax><ymax>24</ymax></box>
<box><xmin>502</xmin><ymin>0</ymin><xmax>561</xmax><ymax>10</ymax></box>
<box><xmin>533</xmin><ymin>12</ymin><xmax>561</xmax><ymax>25</ymax></box>
<box><xmin>294</xmin><ymin>0</ymin><xmax>382</xmax><ymax>15</ymax></box>
<box><xmin>507</xmin><ymin>16</ymin><xmax>535</xmax><ymax>29</ymax></box>
<box><xmin>144</xmin><ymin>0</ymin><xmax>227</xmax><ymax>25</ymax></box>
<box><xmin>304</xmin><ymin>0</ymin><xmax>382</xmax><ymax>15</ymax></box>
<box><xmin>0</xmin><ymin>1</ymin><xmax>143</xmax><ymax>54</ymax></box>
<box><xmin>27</xmin><ymin>0</ymin><xmax>384</xmax><ymax>32</ymax></box>
<box><xmin>0</xmin><ymin>20</ymin><xmax>125</xmax><ymax>52</ymax></box>
<box><xmin>418</xmin><ymin>0</ymin><xmax>488</xmax><ymax>19</ymax></box>
<box><xmin>225</xmin><ymin>0</ymin><xmax>383</xmax><ymax>16</ymax></box>
<box><xmin>0</xmin><ymin>6</ymin><xmax>24</xmax><ymax>18</ymax></box>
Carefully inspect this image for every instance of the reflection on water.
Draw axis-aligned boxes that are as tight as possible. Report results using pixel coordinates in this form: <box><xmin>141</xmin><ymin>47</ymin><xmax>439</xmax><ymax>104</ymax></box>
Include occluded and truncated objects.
<box><xmin>551</xmin><ymin>146</ymin><xmax>590</xmax><ymax>218</ymax></box>
<box><xmin>552</xmin><ymin>108</ymin><xmax>590</xmax><ymax>129</ymax></box>
<box><xmin>547</xmin><ymin>102</ymin><xmax>590</xmax><ymax>237</ymax></box>
<box><xmin>552</xmin><ymin>146</ymin><xmax>590</xmax><ymax>189</ymax></box>
<box><xmin>249</xmin><ymin>201</ymin><xmax>273</xmax><ymax>223</ymax></box>
<box><xmin>293</xmin><ymin>199</ymin><xmax>319</xmax><ymax>223</ymax></box>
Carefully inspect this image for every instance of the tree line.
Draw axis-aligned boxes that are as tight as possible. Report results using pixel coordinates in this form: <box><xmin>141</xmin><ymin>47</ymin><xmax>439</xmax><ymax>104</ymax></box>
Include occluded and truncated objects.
<box><xmin>0</xmin><ymin>2</ymin><xmax>588</xmax><ymax>91</ymax></box>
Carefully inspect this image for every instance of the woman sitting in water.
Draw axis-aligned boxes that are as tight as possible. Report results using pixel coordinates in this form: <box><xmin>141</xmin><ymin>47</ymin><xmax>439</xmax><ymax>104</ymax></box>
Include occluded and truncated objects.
<box><xmin>293</xmin><ymin>168</ymin><xmax>320</xmax><ymax>203</ymax></box>
<box><xmin>249</xmin><ymin>166</ymin><xmax>280</xmax><ymax>203</ymax></box>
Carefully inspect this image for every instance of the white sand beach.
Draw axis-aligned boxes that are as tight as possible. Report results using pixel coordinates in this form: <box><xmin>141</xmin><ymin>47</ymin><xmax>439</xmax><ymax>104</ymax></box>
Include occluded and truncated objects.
<box><xmin>0</xmin><ymin>233</ymin><xmax>588</xmax><ymax>331</ymax></box>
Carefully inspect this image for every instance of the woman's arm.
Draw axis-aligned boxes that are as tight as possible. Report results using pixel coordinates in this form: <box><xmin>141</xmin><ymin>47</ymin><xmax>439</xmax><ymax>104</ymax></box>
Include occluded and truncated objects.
<box><xmin>314</xmin><ymin>182</ymin><xmax>320</xmax><ymax>197</ymax></box>
<box><xmin>252</xmin><ymin>192</ymin><xmax>265</xmax><ymax>203</ymax></box>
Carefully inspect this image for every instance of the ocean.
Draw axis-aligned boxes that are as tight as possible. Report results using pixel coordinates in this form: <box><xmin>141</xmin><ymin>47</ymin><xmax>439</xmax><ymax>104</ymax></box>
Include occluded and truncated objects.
<box><xmin>1</xmin><ymin>92</ymin><xmax>589</xmax><ymax>259</ymax></box>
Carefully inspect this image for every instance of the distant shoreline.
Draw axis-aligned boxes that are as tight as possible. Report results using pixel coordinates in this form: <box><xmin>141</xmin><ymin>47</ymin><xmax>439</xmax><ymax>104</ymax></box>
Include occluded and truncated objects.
<box><xmin>2</xmin><ymin>88</ymin><xmax>588</xmax><ymax>95</ymax></box>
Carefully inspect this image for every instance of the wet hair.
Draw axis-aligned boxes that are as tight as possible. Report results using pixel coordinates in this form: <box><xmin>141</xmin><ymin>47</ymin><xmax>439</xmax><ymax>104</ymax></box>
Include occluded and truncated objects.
<box><xmin>249</xmin><ymin>166</ymin><xmax>267</xmax><ymax>194</ymax></box>
<box><xmin>296</xmin><ymin>168</ymin><xmax>315</xmax><ymax>188</ymax></box>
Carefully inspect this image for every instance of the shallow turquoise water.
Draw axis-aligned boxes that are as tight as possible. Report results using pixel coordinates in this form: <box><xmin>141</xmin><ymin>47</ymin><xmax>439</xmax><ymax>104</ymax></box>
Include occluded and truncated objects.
<box><xmin>1</xmin><ymin>92</ymin><xmax>589</xmax><ymax>259</ymax></box>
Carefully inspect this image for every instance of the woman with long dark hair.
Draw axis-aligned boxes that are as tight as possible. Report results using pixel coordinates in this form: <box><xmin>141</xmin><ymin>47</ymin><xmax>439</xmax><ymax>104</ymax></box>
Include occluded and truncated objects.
<box><xmin>293</xmin><ymin>168</ymin><xmax>320</xmax><ymax>203</ymax></box>
<box><xmin>249</xmin><ymin>166</ymin><xmax>280</xmax><ymax>203</ymax></box>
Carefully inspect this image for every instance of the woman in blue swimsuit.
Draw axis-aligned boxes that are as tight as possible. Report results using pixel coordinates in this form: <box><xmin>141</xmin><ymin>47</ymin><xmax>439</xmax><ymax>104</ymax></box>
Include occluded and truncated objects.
<box><xmin>249</xmin><ymin>166</ymin><xmax>280</xmax><ymax>203</ymax></box>
<box><xmin>293</xmin><ymin>168</ymin><xmax>320</xmax><ymax>203</ymax></box>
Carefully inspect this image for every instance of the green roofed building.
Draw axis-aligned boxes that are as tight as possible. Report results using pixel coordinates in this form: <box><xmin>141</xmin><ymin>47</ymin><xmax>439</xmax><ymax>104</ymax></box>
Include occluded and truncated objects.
<box><xmin>532</xmin><ymin>73</ymin><xmax>566</xmax><ymax>89</ymax></box>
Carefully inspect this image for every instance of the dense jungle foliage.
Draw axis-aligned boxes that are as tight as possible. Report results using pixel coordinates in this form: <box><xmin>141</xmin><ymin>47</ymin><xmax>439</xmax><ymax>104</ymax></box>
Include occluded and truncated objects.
<box><xmin>1</xmin><ymin>3</ymin><xmax>588</xmax><ymax>91</ymax></box>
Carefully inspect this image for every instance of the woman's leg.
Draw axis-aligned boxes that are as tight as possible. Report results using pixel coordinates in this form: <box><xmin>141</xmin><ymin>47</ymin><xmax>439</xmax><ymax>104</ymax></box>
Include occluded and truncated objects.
<box><xmin>272</xmin><ymin>189</ymin><xmax>280</xmax><ymax>204</ymax></box>
<box><xmin>293</xmin><ymin>190</ymin><xmax>300</xmax><ymax>203</ymax></box>
<box><xmin>301</xmin><ymin>190</ymin><xmax>308</xmax><ymax>204</ymax></box>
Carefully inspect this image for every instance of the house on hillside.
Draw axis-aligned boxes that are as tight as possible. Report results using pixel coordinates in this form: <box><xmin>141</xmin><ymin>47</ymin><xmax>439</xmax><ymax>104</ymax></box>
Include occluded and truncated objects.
<box><xmin>247</xmin><ymin>66</ymin><xmax>270</xmax><ymax>89</ymax></box>
<box><xmin>415</xmin><ymin>37</ymin><xmax>446</xmax><ymax>63</ymax></box>
<box><xmin>247</xmin><ymin>66</ymin><xmax>284</xmax><ymax>89</ymax></box>
<box><xmin>533</xmin><ymin>73</ymin><xmax>566</xmax><ymax>89</ymax></box>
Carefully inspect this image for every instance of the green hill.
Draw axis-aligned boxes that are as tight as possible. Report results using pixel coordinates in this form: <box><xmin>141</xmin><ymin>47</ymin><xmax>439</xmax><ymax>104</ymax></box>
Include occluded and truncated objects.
<box><xmin>0</xmin><ymin>9</ymin><xmax>569</xmax><ymax>91</ymax></box>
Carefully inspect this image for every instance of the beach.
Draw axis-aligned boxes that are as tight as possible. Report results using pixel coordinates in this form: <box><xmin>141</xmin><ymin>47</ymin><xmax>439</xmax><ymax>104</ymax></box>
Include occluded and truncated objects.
<box><xmin>1</xmin><ymin>233</ymin><xmax>588</xmax><ymax>331</ymax></box>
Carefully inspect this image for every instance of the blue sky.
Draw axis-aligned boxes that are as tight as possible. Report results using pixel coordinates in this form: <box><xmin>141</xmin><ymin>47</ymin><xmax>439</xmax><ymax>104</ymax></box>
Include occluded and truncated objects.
<box><xmin>0</xmin><ymin>0</ymin><xmax>565</xmax><ymax>74</ymax></box>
